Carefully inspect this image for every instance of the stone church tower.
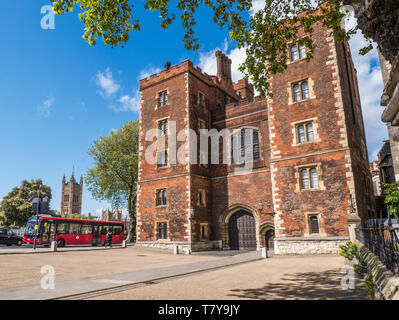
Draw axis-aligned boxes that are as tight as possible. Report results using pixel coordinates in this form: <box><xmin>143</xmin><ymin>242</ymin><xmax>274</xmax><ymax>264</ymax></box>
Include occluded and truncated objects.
<box><xmin>60</xmin><ymin>172</ymin><xmax>83</xmax><ymax>215</ymax></box>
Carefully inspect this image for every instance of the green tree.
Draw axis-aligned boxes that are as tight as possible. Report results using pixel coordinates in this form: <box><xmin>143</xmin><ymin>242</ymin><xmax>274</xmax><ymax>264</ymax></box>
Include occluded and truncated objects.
<box><xmin>51</xmin><ymin>0</ymin><xmax>370</xmax><ymax>97</ymax></box>
<box><xmin>383</xmin><ymin>182</ymin><xmax>399</xmax><ymax>218</ymax></box>
<box><xmin>85</xmin><ymin>120</ymin><xmax>139</xmax><ymax>241</ymax></box>
<box><xmin>61</xmin><ymin>213</ymin><xmax>98</xmax><ymax>220</ymax></box>
<box><xmin>0</xmin><ymin>179</ymin><xmax>52</xmax><ymax>227</ymax></box>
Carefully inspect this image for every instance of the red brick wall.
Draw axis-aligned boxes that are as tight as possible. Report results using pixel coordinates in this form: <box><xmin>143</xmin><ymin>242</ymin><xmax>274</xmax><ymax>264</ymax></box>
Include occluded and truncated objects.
<box><xmin>136</xmin><ymin>22</ymin><xmax>373</xmax><ymax>248</ymax></box>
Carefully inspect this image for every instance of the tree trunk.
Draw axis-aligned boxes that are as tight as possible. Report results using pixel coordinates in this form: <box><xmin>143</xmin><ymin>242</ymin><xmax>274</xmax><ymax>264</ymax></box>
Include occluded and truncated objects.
<box><xmin>126</xmin><ymin>189</ymin><xmax>136</xmax><ymax>242</ymax></box>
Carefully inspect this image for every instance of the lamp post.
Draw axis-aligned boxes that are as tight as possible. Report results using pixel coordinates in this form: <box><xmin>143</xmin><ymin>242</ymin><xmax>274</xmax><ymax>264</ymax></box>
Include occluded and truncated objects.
<box><xmin>33</xmin><ymin>186</ymin><xmax>41</xmax><ymax>250</ymax></box>
<box><xmin>32</xmin><ymin>185</ymin><xmax>48</xmax><ymax>250</ymax></box>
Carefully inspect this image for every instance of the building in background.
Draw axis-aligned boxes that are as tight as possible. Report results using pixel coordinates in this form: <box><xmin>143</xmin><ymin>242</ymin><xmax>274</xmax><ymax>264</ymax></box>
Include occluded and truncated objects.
<box><xmin>369</xmin><ymin>161</ymin><xmax>382</xmax><ymax>196</ymax></box>
<box><xmin>101</xmin><ymin>209</ymin><xmax>122</xmax><ymax>222</ymax></box>
<box><xmin>352</xmin><ymin>0</ymin><xmax>399</xmax><ymax>182</ymax></box>
<box><xmin>377</xmin><ymin>140</ymin><xmax>395</xmax><ymax>185</ymax></box>
<box><xmin>60</xmin><ymin>173</ymin><xmax>83</xmax><ymax>215</ymax></box>
<box><xmin>136</xmin><ymin>22</ymin><xmax>374</xmax><ymax>254</ymax></box>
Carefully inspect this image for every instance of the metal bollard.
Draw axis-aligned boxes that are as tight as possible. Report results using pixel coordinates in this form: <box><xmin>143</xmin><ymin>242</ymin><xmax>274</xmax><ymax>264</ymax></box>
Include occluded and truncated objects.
<box><xmin>173</xmin><ymin>245</ymin><xmax>179</xmax><ymax>255</ymax></box>
<box><xmin>51</xmin><ymin>241</ymin><xmax>57</xmax><ymax>252</ymax></box>
<box><xmin>122</xmin><ymin>240</ymin><xmax>127</xmax><ymax>248</ymax></box>
<box><xmin>261</xmin><ymin>247</ymin><xmax>268</xmax><ymax>258</ymax></box>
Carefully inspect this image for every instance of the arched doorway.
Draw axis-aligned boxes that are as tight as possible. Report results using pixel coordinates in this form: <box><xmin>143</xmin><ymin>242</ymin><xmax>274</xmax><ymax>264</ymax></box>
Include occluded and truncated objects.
<box><xmin>229</xmin><ymin>210</ymin><xmax>256</xmax><ymax>250</ymax></box>
<box><xmin>265</xmin><ymin>229</ymin><xmax>275</xmax><ymax>250</ymax></box>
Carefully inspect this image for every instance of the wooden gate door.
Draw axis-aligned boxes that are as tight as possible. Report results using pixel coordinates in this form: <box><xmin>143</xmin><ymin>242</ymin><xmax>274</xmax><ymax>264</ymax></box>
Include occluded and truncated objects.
<box><xmin>229</xmin><ymin>210</ymin><xmax>256</xmax><ymax>250</ymax></box>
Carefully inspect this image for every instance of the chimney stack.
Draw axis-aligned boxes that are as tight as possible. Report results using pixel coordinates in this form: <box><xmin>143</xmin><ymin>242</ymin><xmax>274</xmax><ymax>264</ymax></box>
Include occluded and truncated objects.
<box><xmin>215</xmin><ymin>50</ymin><xmax>232</xmax><ymax>84</ymax></box>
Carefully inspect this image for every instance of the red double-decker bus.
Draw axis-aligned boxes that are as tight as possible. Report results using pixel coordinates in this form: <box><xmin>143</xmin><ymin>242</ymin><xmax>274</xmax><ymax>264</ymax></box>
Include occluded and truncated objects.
<box><xmin>23</xmin><ymin>215</ymin><xmax>125</xmax><ymax>247</ymax></box>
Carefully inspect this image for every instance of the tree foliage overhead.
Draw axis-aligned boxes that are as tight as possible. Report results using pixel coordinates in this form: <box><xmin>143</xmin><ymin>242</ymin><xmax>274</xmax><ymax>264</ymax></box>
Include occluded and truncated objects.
<box><xmin>0</xmin><ymin>179</ymin><xmax>52</xmax><ymax>227</ymax></box>
<box><xmin>51</xmin><ymin>0</ymin><xmax>367</xmax><ymax>97</ymax></box>
<box><xmin>85</xmin><ymin>120</ymin><xmax>139</xmax><ymax>239</ymax></box>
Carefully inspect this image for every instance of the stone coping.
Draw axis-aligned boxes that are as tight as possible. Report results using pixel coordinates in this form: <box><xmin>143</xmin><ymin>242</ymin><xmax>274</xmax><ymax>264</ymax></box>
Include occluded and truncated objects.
<box><xmin>359</xmin><ymin>245</ymin><xmax>399</xmax><ymax>300</ymax></box>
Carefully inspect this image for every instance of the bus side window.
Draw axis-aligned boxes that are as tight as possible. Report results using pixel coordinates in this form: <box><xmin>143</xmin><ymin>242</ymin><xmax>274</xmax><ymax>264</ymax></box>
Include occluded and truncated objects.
<box><xmin>113</xmin><ymin>225</ymin><xmax>122</xmax><ymax>235</ymax></box>
<box><xmin>70</xmin><ymin>224</ymin><xmax>80</xmax><ymax>234</ymax></box>
<box><xmin>57</xmin><ymin>223</ymin><xmax>68</xmax><ymax>234</ymax></box>
<box><xmin>81</xmin><ymin>225</ymin><xmax>92</xmax><ymax>235</ymax></box>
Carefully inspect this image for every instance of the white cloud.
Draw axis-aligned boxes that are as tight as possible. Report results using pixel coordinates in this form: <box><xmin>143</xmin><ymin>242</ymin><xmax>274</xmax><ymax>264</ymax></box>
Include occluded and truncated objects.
<box><xmin>37</xmin><ymin>97</ymin><xmax>55</xmax><ymax>117</ymax></box>
<box><xmin>346</xmin><ymin>13</ymin><xmax>387</xmax><ymax>161</ymax></box>
<box><xmin>95</xmin><ymin>67</ymin><xmax>120</xmax><ymax>98</ymax></box>
<box><xmin>94</xmin><ymin>66</ymin><xmax>163</xmax><ymax>113</ymax></box>
<box><xmin>249</xmin><ymin>0</ymin><xmax>264</xmax><ymax>15</ymax></box>
<box><xmin>139</xmin><ymin>67</ymin><xmax>162</xmax><ymax>81</ymax></box>
<box><xmin>110</xmin><ymin>91</ymin><xmax>140</xmax><ymax>113</ymax></box>
<box><xmin>198</xmin><ymin>41</ymin><xmax>246</xmax><ymax>83</ymax></box>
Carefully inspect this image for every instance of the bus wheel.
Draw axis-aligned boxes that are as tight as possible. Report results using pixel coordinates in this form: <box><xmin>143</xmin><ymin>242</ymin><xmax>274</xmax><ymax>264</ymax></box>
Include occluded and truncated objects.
<box><xmin>57</xmin><ymin>239</ymin><xmax>65</xmax><ymax>247</ymax></box>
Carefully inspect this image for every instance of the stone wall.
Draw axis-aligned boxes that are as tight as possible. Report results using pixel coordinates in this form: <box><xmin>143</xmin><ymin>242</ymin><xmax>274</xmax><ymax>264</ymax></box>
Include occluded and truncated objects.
<box><xmin>135</xmin><ymin>240</ymin><xmax>214</xmax><ymax>252</ymax></box>
<box><xmin>274</xmin><ymin>237</ymin><xmax>349</xmax><ymax>255</ymax></box>
<box><xmin>359</xmin><ymin>245</ymin><xmax>399</xmax><ymax>300</ymax></box>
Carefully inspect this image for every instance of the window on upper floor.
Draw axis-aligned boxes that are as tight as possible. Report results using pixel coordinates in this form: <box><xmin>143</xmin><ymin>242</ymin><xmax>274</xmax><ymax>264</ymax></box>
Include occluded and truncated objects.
<box><xmin>198</xmin><ymin>190</ymin><xmax>206</xmax><ymax>207</ymax></box>
<box><xmin>231</xmin><ymin>129</ymin><xmax>260</xmax><ymax>164</ymax></box>
<box><xmin>198</xmin><ymin>119</ymin><xmax>206</xmax><ymax>130</ymax></box>
<box><xmin>290</xmin><ymin>43</ymin><xmax>307</xmax><ymax>61</ymax></box>
<box><xmin>156</xmin><ymin>189</ymin><xmax>167</xmax><ymax>206</ymax></box>
<box><xmin>292</xmin><ymin>80</ymin><xmax>310</xmax><ymax>102</ymax></box>
<box><xmin>158</xmin><ymin>91</ymin><xmax>168</xmax><ymax>107</ymax></box>
<box><xmin>157</xmin><ymin>150</ymin><xmax>168</xmax><ymax>168</ymax></box>
<box><xmin>158</xmin><ymin>119</ymin><xmax>168</xmax><ymax>136</ymax></box>
<box><xmin>296</xmin><ymin>122</ymin><xmax>314</xmax><ymax>144</ymax></box>
<box><xmin>300</xmin><ymin>167</ymin><xmax>319</xmax><ymax>190</ymax></box>
<box><xmin>198</xmin><ymin>92</ymin><xmax>205</xmax><ymax>107</ymax></box>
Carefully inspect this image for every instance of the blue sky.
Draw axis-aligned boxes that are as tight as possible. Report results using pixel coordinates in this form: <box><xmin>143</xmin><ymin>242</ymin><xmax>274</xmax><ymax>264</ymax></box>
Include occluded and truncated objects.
<box><xmin>0</xmin><ymin>1</ymin><xmax>386</xmax><ymax>217</ymax></box>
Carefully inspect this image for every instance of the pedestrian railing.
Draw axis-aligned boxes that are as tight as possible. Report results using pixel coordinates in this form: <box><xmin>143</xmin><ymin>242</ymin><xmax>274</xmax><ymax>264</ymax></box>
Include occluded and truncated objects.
<box><xmin>356</xmin><ymin>224</ymin><xmax>399</xmax><ymax>274</ymax></box>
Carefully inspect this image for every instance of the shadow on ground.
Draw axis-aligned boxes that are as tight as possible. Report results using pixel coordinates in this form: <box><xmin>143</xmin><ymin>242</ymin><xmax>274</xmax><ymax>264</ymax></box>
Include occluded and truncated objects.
<box><xmin>227</xmin><ymin>269</ymin><xmax>368</xmax><ymax>300</ymax></box>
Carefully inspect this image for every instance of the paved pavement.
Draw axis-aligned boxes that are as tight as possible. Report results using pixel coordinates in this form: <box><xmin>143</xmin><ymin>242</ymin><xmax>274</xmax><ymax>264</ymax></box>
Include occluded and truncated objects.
<box><xmin>0</xmin><ymin>246</ymin><xmax>367</xmax><ymax>300</ymax></box>
<box><xmin>0</xmin><ymin>249</ymin><xmax>260</xmax><ymax>300</ymax></box>
<box><xmin>88</xmin><ymin>255</ymin><xmax>368</xmax><ymax>300</ymax></box>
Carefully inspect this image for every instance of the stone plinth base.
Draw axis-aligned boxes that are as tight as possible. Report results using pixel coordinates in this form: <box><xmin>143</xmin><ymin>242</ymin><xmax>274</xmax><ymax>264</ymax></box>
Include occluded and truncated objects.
<box><xmin>135</xmin><ymin>240</ymin><xmax>214</xmax><ymax>252</ymax></box>
<box><xmin>274</xmin><ymin>236</ymin><xmax>350</xmax><ymax>255</ymax></box>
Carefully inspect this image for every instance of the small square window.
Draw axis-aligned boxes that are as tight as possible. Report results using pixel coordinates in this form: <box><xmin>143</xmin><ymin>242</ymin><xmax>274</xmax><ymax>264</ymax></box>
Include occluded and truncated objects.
<box><xmin>158</xmin><ymin>91</ymin><xmax>168</xmax><ymax>107</ymax></box>
<box><xmin>290</xmin><ymin>43</ymin><xmax>307</xmax><ymax>61</ymax></box>
<box><xmin>296</xmin><ymin>122</ymin><xmax>314</xmax><ymax>144</ymax></box>
<box><xmin>292</xmin><ymin>80</ymin><xmax>310</xmax><ymax>102</ymax></box>
<box><xmin>158</xmin><ymin>119</ymin><xmax>168</xmax><ymax>136</ymax></box>
<box><xmin>300</xmin><ymin>167</ymin><xmax>319</xmax><ymax>190</ymax></box>
<box><xmin>156</xmin><ymin>189</ymin><xmax>167</xmax><ymax>206</ymax></box>
<box><xmin>157</xmin><ymin>151</ymin><xmax>168</xmax><ymax>168</ymax></box>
